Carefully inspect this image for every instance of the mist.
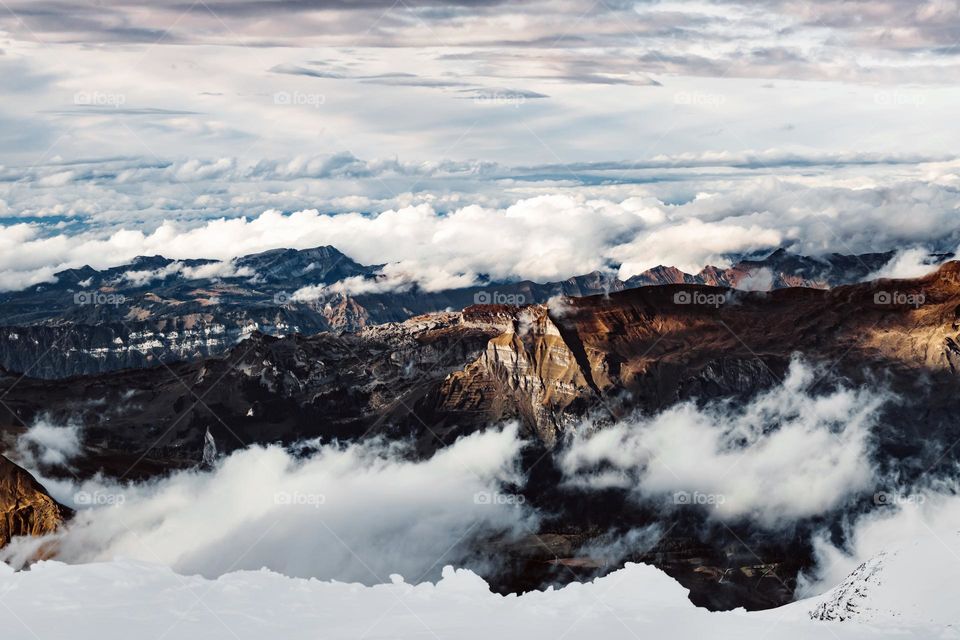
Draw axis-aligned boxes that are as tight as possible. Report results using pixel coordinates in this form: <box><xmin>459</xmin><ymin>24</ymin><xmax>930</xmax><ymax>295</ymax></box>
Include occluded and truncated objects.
<box><xmin>559</xmin><ymin>360</ymin><xmax>889</xmax><ymax>527</ymax></box>
<box><xmin>2</xmin><ymin>424</ymin><xmax>537</xmax><ymax>584</ymax></box>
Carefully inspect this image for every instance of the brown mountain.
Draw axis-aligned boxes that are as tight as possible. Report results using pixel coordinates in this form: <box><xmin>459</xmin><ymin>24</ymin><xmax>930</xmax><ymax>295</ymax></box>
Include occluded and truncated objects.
<box><xmin>0</xmin><ymin>455</ymin><xmax>71</xmax><ymax>549</ymax></box>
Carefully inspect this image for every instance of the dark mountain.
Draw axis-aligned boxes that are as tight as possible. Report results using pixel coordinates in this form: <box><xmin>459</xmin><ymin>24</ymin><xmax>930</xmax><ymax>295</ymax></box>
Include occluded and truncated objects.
<box><xmin>0</xmin><ymin>246</ymin><xmax>902</xmax><ymax>378</ymax></box>
<box><xmin>233</xmin><ymin>246</ymin><xmax>374</xmax><ymax>285</ymax></box>
<box><xmin>625</xmin><ymin>248</ymin><xmax>900</xmax><ymax>289</ymax></box>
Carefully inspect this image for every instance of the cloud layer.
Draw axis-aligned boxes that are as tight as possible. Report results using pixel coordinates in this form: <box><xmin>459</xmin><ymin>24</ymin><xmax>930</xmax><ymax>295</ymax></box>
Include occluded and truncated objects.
<box><xmin>2</xmin><ymin>425</ymin><xmax>535</xmax><ymax>583</ymax></box>
<box><xmin>4</xmin><ymin>162</ymin><xmax>959</xmax><ymax>293</ymax></box>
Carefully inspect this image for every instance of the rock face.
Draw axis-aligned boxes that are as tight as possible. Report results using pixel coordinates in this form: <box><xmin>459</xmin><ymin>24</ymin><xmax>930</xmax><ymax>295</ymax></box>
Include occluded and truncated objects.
<box><xmin>809</xmin><ymin>555</ymin><xmax>886</xmax><ymax>622</ymax></box>
<box><xmin>440</xmin><ymin>306</ymin><xmax>592</xmax><ymax>446</ymax></box>
<box><xmin>0</xmin><ymin>455</ymin><xmax>71</xmax><ymax>548</ymax></box>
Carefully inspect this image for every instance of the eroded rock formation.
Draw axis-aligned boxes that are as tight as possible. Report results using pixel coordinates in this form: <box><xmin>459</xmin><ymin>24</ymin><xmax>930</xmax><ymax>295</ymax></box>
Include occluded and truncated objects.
<box><xmin>0</xmin><ymin>455</ymin><xmax>71</xmax><ymax>548</ymax></box>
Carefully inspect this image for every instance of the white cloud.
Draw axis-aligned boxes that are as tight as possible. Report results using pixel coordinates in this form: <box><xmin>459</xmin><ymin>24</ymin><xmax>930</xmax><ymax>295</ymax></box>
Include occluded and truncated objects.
<box><xmin>2</xmin><ymin>425</ymin><xmax>536</xmax><ymax>584</ymax></box>
<box><xmin>610</xmin><ymin>219</ymin><xmax>783</xmax><ymax>276</ymax></box>
<box><xmin>559</xmin><ymin>360</ymin><xmax>886</xmax><ymax>527</ymax></box>
<box><xmin>865</xmin><ymin>247</ymin><xmax>946</xmax><ymax>280</ymax></box>
<box><xmin>5</xmin><ymin>168</ymin><xmax>960</xmax><ymax>294</ymax></box>
<box><xmin>121</xmin><ymin>260</ymin><xmax>254</xmax><ymax>286</ymax></box>
<box><xmin>13</xmin><ymin>416</ymin><xmax>83</xmax><ymax>469</ymax></box>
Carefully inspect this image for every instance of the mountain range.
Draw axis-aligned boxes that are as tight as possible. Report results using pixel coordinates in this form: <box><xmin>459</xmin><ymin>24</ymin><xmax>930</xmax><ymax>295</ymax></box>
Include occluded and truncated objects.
<box><xmin>2</xmin><ymin>260</ymin><xmax>959</xmax><ymax>610</ymax></box>
<box><xmin>0</xmin><ymin>246</ymin><xmax>901</xmax><ymax>378</ymax></box>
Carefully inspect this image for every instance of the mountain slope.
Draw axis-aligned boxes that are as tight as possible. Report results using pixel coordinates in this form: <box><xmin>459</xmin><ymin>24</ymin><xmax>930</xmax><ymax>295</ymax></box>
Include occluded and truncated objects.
<box><xmin>806</xmin><ymin>531</ymin><xmax>960</xmax><ymax>627</ymax></box>
<box><xmin>0</xmin><ymin>552</ymin><xmax>944</xmax><ymax>639</ymax></box>
<box><xmin>0</xmin><ymin>455</ymin><xmax>71</xmax><ymax>548</ymax></box>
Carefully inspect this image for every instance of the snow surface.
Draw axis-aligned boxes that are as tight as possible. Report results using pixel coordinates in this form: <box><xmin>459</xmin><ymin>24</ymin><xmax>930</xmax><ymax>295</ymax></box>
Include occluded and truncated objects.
<box><xmin>799</xmin><ymin>530</ymin><xmax>960</xmax><ymax>629</ymax></box>
<box><xmin>0</xmin><ymin>552</ymin><xmax>954</xmax><ymax>640</ymax></box>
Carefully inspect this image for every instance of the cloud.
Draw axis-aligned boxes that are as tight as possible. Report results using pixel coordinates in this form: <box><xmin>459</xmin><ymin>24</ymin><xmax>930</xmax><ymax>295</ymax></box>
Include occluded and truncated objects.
<box><xmin>610</xmin><ymin>218</ymin><xmax>783</xmax><ymax>277</ymax></box>
<box><xmin>559</xmin><ymin>360</ymin><xmax>887</xmax><ymax>527</ymax></box>
<box><xmin>6</xmin><ymin>160</ymin><xmax>960</xmax><ymax>294</ymax></box>
<box><xmin>865</xmin><ymin>247</ymin><xmax>948</xmax><ymax>280</ymax></box>
<box><xmin>2</xmin><ymin>425</ymin><xmax>537</xmax><ymax>584</ymax></box>
<box><xmin>0</xmin><ymin>195</ymin><xmax>651</xmax><ymax>292</ymax></box>
<box><xmin>735</xmin><ymin>266</ymin><xmax>774</xmax><ymax>291</ymax></box>
<box><xmin>122</xmin><ymin>260</ymin><xmax>255</xmax><ymax>286</ymax></box>
<box><xmin>12</xmin><ymin>416</ymin><xmax>83</xmax><ymax>470</ymax></box>
<box><xmin>3</xmin><ymin>0</ymin><xmax>960</xmax><ymax>86</ymax></box>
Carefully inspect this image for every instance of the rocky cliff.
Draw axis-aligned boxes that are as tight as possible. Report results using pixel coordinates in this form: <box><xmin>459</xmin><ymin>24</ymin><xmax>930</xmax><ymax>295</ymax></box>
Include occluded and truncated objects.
<box><xmin>0</xmin><ymin>455</ymin><xmax>71</xmax><ymax>548</ymax></box>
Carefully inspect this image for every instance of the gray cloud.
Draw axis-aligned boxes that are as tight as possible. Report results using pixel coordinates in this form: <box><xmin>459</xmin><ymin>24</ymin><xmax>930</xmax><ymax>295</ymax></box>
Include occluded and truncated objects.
<box><xmin>3</xmin><ymin>1</ymin><xmax>960</xmax><ymax>83</ymax></box>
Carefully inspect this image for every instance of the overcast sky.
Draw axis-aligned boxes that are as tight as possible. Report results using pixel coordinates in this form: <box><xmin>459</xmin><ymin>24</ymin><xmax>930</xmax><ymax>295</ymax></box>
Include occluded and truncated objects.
<box><xmin>2</xmin><ymin>0</ymin><xmax>960</xmax><ymax>289</ymax></box>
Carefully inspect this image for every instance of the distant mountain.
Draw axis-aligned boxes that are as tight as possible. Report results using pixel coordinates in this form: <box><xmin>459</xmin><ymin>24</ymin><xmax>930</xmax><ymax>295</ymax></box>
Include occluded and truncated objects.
<box><xmin>0</xmin><ymin>246</ymin><xmax>899</xmax><ymax>377</ymax></box>
<box><xmin>626</xmin><ymin>248</ymin><xmax>900</xmax><ymax>289</ymax></box>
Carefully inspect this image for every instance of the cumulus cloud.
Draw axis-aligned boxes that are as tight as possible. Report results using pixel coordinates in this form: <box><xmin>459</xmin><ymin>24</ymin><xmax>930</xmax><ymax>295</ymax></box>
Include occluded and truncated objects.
<box><xmin>559</xmin><ymin>360</ymin><xmax>887</xmax><ymax>527</ymax></box>
<box><xmin>2</xmin><ymin>425</ymin><xmax>536</xmax><ymax>584</ymax></box>
<box><xmin>0</xmin><ymin>195</ymin><xmax>652</xmax><ymax>292</ymax></box>
<box><xmin>610</xmin><ymin>218</ymin><xmax>783</xmax><ymax>277</ymax></box>
<box><xmin>7</xmin><ymin>165</ymin><xmax>960</xmax><ymax>294</ymax></box>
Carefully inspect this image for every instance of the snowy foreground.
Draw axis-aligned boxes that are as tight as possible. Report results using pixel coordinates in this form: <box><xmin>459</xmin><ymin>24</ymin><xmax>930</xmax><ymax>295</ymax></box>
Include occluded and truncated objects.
<box><xmin>1</xmin><ymin>534</ymin><xmax>957</xmax><ymax>640</ymax></box>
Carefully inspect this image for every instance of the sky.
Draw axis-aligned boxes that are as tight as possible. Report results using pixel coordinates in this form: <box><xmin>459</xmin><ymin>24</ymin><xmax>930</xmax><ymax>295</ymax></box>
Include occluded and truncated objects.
<box><xmin>2</xmin><ymin>0</ymin><xmax>960</xmax><ymax>290</ymax></box>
